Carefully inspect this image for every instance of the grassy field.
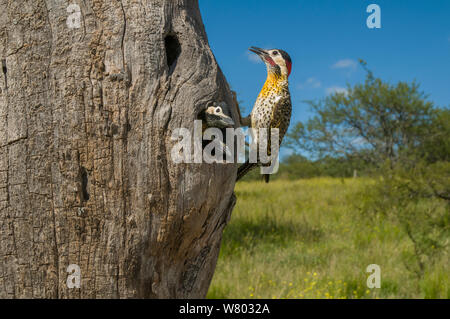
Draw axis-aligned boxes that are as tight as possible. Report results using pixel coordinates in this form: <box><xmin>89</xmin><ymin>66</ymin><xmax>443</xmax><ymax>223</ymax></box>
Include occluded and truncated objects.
<box><xmin>207</xmin><ymin>178</ymin><xmax>449</xmax><ymax>299</ymax></box>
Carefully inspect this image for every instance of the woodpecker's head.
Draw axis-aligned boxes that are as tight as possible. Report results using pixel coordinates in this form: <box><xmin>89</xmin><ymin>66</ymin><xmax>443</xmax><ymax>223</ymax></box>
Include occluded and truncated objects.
<box><xmin>249</xmin><ymin>47</ymin><xmax>292</xmax><ymax>78</ymax></box>
<box><xmin>201</xmin><ymin>105</ymin><xmax>235</xmax><ymax>129</ymax></box>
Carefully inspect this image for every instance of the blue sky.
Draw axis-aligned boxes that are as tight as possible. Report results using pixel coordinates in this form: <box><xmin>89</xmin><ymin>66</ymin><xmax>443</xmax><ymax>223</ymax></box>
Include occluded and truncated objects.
<box><xmin>199</xmin><ymin>0</ymin><xmax>450</xmax><ymax>130</ymax></box>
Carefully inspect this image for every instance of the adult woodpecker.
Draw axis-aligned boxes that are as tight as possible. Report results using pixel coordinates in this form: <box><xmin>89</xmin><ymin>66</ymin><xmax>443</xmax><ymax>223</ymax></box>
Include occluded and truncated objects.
<box><xmin>236</xmin><ymin>47</ymin><xmax>292</xmax><ymax>183</ymax></box>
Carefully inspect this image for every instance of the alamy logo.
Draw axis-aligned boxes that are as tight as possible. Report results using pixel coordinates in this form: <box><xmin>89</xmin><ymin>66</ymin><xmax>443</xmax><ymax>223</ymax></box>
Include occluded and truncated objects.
<box><xmin>170</xmin><ymin>120</ymin><xmax>280</xmax><ymax>175</ymax></box>
<box><xmin>366</xmin><ymin>264</ymin><xmax>381</xmax><ymax>288</ymax></box>
<box><xmin>66</xmin><ymin>264</ymin><xmax>81</xmax><ymax>289</ymax></box>
<box><xmin>66</xmin><ymin>4</ymin><xmax>81</xmax><ymax>29</ymax></box>
<box><xmin>366</xmin><ymin>4</ymin><xmax>381</xmax><ymax>29</ymax></box>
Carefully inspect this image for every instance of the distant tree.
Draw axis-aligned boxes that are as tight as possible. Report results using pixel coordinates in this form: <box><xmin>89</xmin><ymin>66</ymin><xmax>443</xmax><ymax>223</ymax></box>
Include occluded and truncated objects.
<box><xmin>285</xmin><ymin>61</ymin><xmax>445</xmax><ymax>168</ymax></box>
<box><xmin>419</xmin><ymin>108</ymin><xmax>450</xmax><ymax>164</ymax></box>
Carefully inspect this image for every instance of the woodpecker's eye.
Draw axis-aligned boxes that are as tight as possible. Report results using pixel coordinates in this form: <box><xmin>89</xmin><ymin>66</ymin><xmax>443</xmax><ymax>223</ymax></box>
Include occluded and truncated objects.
<box><xmin>272</xmin><ymin>51</ymin><xmax>279</xmax><ymax>56</ymax></box>
<box><xmin>215</xmin><ymin>107</ymin><xmax>222</xmax><ymax>114</ymax></box>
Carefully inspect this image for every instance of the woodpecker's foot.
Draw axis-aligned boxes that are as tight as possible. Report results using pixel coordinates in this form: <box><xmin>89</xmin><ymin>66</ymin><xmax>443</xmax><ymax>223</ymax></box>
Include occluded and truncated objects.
<box><xmin>240</xmin><ymin>115</ymin><xmax>251</xmax><ymax>127</ymax></box>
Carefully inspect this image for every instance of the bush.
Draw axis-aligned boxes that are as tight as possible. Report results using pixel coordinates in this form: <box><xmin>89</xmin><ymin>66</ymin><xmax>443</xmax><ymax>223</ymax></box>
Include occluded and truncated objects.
<box><xmin>357</xmin><ymin>161</ymin><xmax>449</xmax><ymax>279</ymax></box>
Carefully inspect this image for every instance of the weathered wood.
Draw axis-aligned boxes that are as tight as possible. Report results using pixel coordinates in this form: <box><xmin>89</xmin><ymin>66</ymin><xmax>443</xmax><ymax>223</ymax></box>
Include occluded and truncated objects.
<box><xmin>0</xmin><ymin>0</ymin><xmax>238</xmax><ymax>298</ymax></box>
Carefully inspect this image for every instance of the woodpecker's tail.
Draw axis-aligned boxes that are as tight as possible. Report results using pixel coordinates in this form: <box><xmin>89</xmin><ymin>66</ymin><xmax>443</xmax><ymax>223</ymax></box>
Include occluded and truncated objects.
<box><xmin>236</xmin><ymin>161</ymin><xmax>258</xmax><ymax>181</ymax></box>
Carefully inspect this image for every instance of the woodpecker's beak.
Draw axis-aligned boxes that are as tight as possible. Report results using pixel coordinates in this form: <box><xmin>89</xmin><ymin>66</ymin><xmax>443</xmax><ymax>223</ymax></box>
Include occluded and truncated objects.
<box><xmin>249</xmin><ymin>46</ymin><xmax>269</xmax><ymax>61</ymax></box>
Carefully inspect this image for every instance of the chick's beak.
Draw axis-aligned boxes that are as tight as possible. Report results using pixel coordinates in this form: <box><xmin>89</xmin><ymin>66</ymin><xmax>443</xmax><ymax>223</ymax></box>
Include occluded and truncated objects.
<box><xmin>220</xmin><ymin>115</ymin><xmax>235</xmax><ymax>128</ymax></box>
<box><xmin>204</xmin><ymin>111</ymin><xmax>235</xmax><ymax>128</ymax></box>
<box><xmin>213</xmin><ymin>113</ymin><xmax>234</xmax><ymax>128</ymax></box>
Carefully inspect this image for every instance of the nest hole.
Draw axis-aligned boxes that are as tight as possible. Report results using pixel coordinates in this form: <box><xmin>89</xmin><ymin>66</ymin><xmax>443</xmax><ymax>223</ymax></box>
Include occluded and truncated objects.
<box><xmin>164</xmin><ymin>34</ymin><xmax>181</xmax><ymax>74</ymax></box>
<box><xmin>80</xmin><ymin>166</ymin><xmax>90</xmax><ymax>201</ymax></box>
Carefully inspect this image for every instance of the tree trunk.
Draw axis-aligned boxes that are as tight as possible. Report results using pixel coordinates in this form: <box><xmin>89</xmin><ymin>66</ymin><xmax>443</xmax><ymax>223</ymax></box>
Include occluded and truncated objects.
<box><xmin>0</xmin><ymin>0</ymin><xmax>238</xmax><ymax>298</ymax></box>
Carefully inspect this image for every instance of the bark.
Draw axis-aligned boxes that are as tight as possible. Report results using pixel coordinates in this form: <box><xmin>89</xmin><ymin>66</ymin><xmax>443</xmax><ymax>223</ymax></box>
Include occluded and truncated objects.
<box><xmin>0</xmin><ymin>0</ymin><xmax>238</xmax><ymax>298</ymax></box>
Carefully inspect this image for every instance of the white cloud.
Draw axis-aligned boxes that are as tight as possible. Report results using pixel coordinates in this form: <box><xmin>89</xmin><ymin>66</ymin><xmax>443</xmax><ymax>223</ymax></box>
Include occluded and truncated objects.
<box><xmin>326</xmin><ymin>86</ymin><xmax>348</xmax><ymax>95</ymax></box>
<box><xmin>331</xmin><ymin>59</ymin><xmax>358</xmax><ymax>70</ymax></box>
<box><xmin>297</xmin><ymin>77</ymin><xmax>321</xmax><ymax>90</ymax></box>
<box><xmin>246</xmin><ymin>51</ymin><xmax>262</xmax><ymax>64</ymax></box>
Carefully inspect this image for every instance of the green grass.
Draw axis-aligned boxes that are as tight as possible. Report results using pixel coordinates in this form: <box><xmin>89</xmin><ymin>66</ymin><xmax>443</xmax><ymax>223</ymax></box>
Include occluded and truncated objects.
<box><xmin>207</xmin><ymin>178</ymin><xmax>449</xmax><ymax>299</ymax></box>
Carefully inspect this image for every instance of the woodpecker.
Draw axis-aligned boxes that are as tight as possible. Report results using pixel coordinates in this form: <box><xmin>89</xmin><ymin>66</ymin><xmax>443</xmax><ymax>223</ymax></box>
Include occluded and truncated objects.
<box><xmin>236</xmin><ymin>47</ymin><xmax>292</xmax><ymax>183</ymax></box>
<box><xmin>199</xmin><ymin>103</ymin><xmax>235</xmax><ymax>159</ymax></box>
<box><xmin>201</xmin><ymin>103</ymin><xmax>235</xmax><ymax>130</ymax></box>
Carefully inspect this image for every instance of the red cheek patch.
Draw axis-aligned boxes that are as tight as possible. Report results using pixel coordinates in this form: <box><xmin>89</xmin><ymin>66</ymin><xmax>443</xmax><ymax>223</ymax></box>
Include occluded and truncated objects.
<box><xmin>286</xmin><ymin>60</ymin><xmax>292</xmax><ymax>77</ymax></box>
<box><xmin>265</xmin><ymin>56</ymin><xmax>277</xmax><ymax>67</ymax></box>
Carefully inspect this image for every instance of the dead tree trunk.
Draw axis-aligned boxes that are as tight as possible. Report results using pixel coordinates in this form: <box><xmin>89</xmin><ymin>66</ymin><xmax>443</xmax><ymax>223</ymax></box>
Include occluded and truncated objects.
<box><xmin>0</xmin><ymin>0</ymin><xmax>238</xmax><ymax>298</ymax></box>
